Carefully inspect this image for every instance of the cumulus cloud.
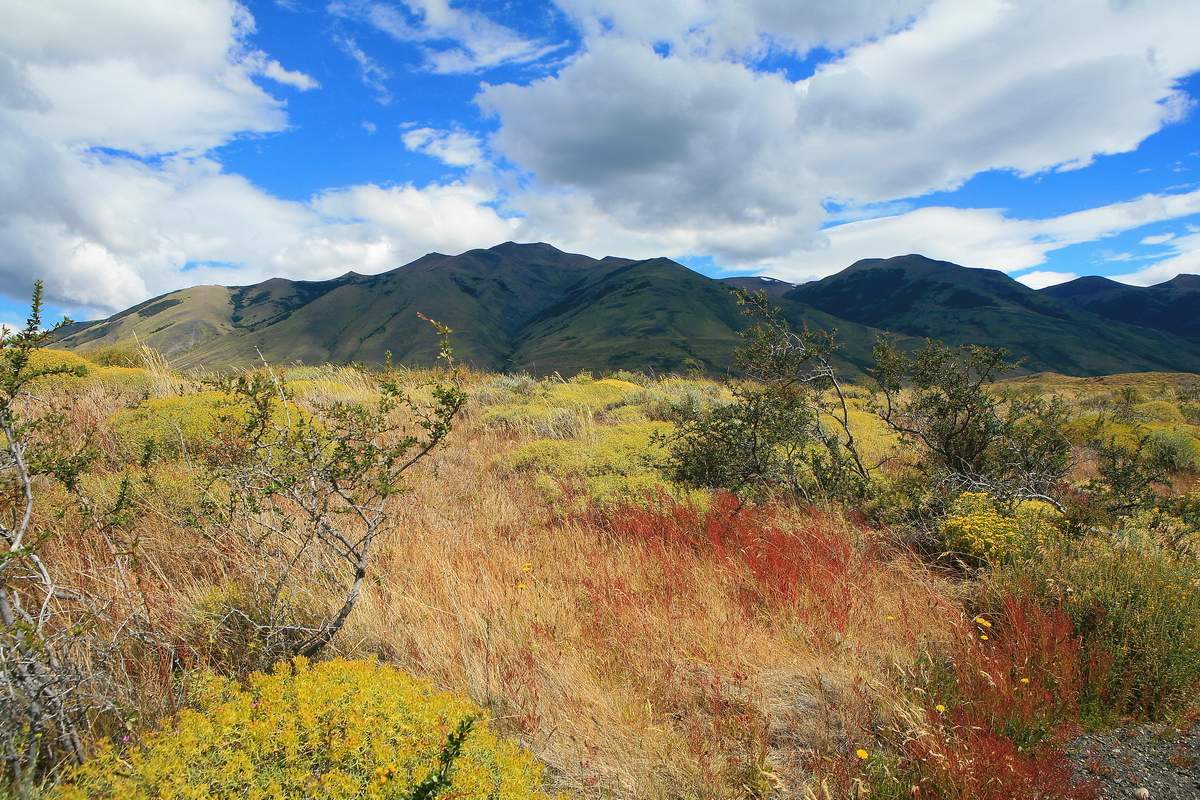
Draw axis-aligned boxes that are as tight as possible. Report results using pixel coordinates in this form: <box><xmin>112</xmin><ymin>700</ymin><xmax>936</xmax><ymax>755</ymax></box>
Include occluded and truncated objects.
<box><xmin>5</xmin><ymin>0</ymin><xmax>1200</xmax><ymax>318</ymax></box>
<box><xmin>329</xmin><ymin>0</ymin><xmax>563</xmax><ymax>73</ymax></box>
<box><xmin>0</xmin><ymin>0</ymin><xmax>511</xmax><ymax>314</ymax></box>
<box><xmin>480</xmin><ymin>0</ymin><xmax>1200</xmax><ymax>259</ymax></box>
<box><xmin>482</xmin><ymin>38</ymin><xmax>825</xmax><ymax>260</ymax></box>
<box><xmin>552</xmin><ymin>0</ymin><xmax>926</xmax><ymax>58</ymax></box>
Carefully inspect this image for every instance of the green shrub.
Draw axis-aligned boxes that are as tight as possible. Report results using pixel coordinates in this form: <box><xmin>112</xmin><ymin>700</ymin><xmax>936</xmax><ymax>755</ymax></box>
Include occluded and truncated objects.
<box><xmin>108</xmin><ymin>391</ymin><xmax>305</xmax><ymax>462</ymax></box>
<box><xmin>80</xmin><ymin>345</ymin><xmax>142</xmax><ymax>368</ymax></box>
<box><xmin>108</xmin><ymin>391</ymin><xmax>232</xmax><ymax>460</ymax></box>
<box><xmin>1133</xmin><ymin>400</ymin><xmax>1185</xmax><ymax>424</ymax></box>
<box><xmin>1143</xmin><ymin>428</ymin><xmax>1200</xmax><ymax>474</ymax></box>
<box><xmin>53</xmin><ymin>658</ymin><xmax>554</xmax><ymax>800</ymax></box>
<box><xmin>477</xmin><ymin>380</ymin><xmax>638</xmax><ymax>438</ymax></box>
<box><xmin>506</xmin><ymin>422</ymin><xmax>668</xmax><ymax>477</ymax></box>
<box><xmin>1007</xmin><ymin>536</ymin><xmax>1200</xmax><ymax>721</ymax></box>
<box><xmin>506</xmin><ymin>422</ymin><xmax>697</xmax><ymax>506</ymax></box>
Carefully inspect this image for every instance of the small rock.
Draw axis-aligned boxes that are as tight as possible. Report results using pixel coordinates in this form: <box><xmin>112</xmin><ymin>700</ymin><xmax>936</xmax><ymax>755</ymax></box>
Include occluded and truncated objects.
<box><xmin>1132</xmin><ymin>788</ymin><xmax>1149</xmax><ymax>800</ymax></box>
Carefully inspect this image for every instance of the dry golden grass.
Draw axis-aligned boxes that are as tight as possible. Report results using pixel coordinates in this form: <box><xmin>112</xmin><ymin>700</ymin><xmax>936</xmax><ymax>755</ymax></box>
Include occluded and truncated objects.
<box><xmin>43</xmin><ymin>362</ymin><xmax>1196</xmax><ymax>798</ymax></box>
<box><xmin>325</xmin><ymin>424</ymin><xmax>958</xmax><ymax>798</ymax></box>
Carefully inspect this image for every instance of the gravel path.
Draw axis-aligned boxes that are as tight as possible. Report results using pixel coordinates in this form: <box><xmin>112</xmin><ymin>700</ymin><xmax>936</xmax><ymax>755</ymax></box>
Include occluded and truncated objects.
<box><xmin>1065</xmin><ymin>724</ymin><xmax>1200</xmax><ymax>799</ymax></box>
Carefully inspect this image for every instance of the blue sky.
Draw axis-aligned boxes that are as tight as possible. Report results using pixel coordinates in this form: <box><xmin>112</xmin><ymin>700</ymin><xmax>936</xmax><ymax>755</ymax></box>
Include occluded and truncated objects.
<box><xmin>2</xmin><ymin>0</ymin><xmax>1200</xmax><ymax>327</ymax></box>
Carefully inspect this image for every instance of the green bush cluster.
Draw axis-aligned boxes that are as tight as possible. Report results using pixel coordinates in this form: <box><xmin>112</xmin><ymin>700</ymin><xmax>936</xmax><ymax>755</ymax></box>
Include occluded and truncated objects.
<box><xmin>53</xmin><ymin>659</ymin><xmax>553</xmax><ymax>800</ymax></box>
<box><xmin>505</xmin><ymin>422</ymin><xmax>690</xmax><ymax>506</ymax></box>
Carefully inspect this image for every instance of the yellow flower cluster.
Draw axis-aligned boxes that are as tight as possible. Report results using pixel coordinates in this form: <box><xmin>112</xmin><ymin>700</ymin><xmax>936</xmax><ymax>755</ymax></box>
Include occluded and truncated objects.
<box><xmin>53</xmin><ymin>658</ymin><xmax>553</xmax><ymax>800</ymax></box>
<box><xmin>942</xmin><ymin>493</ymin><xmax>1056</xmax><ymax>562</ymax></box>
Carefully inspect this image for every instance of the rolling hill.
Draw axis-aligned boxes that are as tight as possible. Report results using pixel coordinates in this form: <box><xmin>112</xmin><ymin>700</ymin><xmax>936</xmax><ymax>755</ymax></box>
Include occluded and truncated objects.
<box><xmin>51</xmin><ymin>245</ymin><xmax>1200</xmax><ymax>377</ymax></box>
<box><xmin>1039</xmin><ymin>273</ymin><xmax>1200</xmax><ymax>337</ymax></box>
<box><xmin>783</xmin><ymin>254</ymin><xmax>1200</xmax><ymax>376</ymax></box>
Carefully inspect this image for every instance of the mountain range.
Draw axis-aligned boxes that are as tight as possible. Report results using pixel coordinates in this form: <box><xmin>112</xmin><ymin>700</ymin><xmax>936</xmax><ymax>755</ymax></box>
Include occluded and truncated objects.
<box><xmin>50</xmin><ymin>244</ymin><xmax>1200</xmax><ymax>377</ymax></box>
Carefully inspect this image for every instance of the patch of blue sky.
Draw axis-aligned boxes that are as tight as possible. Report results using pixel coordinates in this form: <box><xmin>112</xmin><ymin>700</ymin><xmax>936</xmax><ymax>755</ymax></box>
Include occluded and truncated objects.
<box><xmin>753</xmin><ymin>45</ymin><xmax>839</xmax><ymax>83</ymax></box>
<box><xmin>224</xmin><ymin>0</ymin><xmax>537</xmax><ymax>200</ymax></box>
<box><xmin>673</xmin><ymin>254</ymin><xmax>724</xmax><ymax>278</ymax></box>
<box><xmin>0</xmin><ymin>294</ymin><xmax>98</xmax><ymax>332</ymax></box>
<box><xmin>86</xmin><ymin>147</ymin><xmax>171</xmax><ymax>166</ymax></box>
<box><xmin>911</xmin><ymin>72</ymin><xmax>1200</xmax><ymax>222</ymax></box>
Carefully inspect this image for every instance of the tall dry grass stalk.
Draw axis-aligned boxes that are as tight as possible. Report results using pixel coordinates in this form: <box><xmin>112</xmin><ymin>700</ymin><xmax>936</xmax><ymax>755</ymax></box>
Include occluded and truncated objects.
<box><xmin>133</xmin><ymin>341</ymin><xmax>188</xmax><ymax>398</ymax></box>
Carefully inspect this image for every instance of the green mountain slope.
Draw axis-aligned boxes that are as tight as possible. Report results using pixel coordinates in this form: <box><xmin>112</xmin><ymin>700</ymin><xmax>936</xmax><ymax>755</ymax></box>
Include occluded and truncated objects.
<box><xmin>783</xmin><ymin>254</ymin><xmax>1200</xmax><ymax>376</ymax></box>
<box><xmin>50</xmin><ymin>246</ymin><xmax>1200</xmax><ymax>377</ymax></box>
<box><xmin>1039</xmin><ymin>274</ymin><xmax>1200</xmax><ymax>337</ymax></box>
<box><xmin>55</xmin><ymin>243</ymin><xmax>636</xmax><ymax>370</ymax></box>
<box><xmin>508</xmin><ymin>258</ymin><xmax>898</xmax><ymax>375</ymax></box>
<box><xmin>53</xmin><ymin>243</ymin><xmax>891</xmax><ymax>374</ymax></box>
<box><xmin>716</xmin><ymin>276</ymin><xmax>797</xmax><ymax>297</ymax></box>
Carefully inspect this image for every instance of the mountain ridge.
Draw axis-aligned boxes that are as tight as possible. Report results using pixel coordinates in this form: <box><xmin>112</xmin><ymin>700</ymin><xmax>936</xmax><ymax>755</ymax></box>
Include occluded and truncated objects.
<box><xmin>50</xmin><ymin>244</ymin><xmax>1200</xmax><ymax>377</ymax></box>
<box><xmin>1039</xmin><ymin>272</ymin><xmax>1200</xmax><ymax>337</ymax></box>
<box><xmin>784</xmin><ymin>254</ymin><xmax>1200</xmax><ymax>376</ymax></box>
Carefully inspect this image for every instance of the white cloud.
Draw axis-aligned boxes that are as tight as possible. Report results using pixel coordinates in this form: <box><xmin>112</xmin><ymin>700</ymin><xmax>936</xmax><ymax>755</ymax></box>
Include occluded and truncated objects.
<box><xmin>335</xmin><ymin>35</ymin><xmax>392</xmax><ymax>103</ymax></box>
<box><xmin>308</xmin><ymin>182</ymin><xmax>517</xmax><ymax>262</ymax></box>
<box><xmin>482</xmin><ymin>38</ymin><xmax>825</xmax><ymax>261</ymax></box>
<box><xmin>1141</xmin><ymin>233</ymin><xmax>1176</xmax><ymax>245</ymax></box>
<box><xmin>0</xmin><ymin>0</ymin><xmax>512</xmax><ymax>314</ymax></box>
<box><xmin>1112</xmin><ymin>229</ymin><xmax>1200</xmax><ymax>285</ymax></box>
<box><xmin>1016</xmin><ymin>271</ymin><xmax>1078</xmax><ymax>290</ymax></box>
<box><xmin>745</xmin><ymin>188</ymin><xmax>1200</xmax><ymax>284</ymax></box>
<box><xmin>551</xmin><ymin>0</ymin><xmax>926</xmax><ymax>58</ymax></box>
<box><xmin>6</xmin><ymin>0</ymin><xmax>1200</xmax><ymax>319</ymax></box>
<box><xmin>329</xmin><ymin>0</ymin><xmax>562</xmax><ymax>74</ymax></box>
<box><xmin>257</xmin><ymin>57</ymin><xmax>320</xmax><ymax>90</ymax></box>
<box><xmin>401</xmin><ymin>127</ymin><xmax>485</xmax><ymax>167</ymax></box>
<box><xmin>481</xmin><ymin>0</ymin><xmax>1200</xmax><ymax>257</ymax></box>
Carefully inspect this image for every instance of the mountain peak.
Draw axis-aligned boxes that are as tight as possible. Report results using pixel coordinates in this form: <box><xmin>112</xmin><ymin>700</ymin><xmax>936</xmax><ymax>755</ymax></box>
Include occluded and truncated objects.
<box><xmin>1041</xmin><ymin>272</ymin><xmax>1200</xmax><ymax>337</ymax></box>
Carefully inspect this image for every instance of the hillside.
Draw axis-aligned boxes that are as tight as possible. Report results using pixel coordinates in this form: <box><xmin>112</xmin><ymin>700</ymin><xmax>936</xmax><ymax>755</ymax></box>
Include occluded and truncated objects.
<box><xmin>52</xmin><ymin>245</ymin><xmax>1200</xmax><ymax>377</ymax></box>
<box><xmin>13</xmin><ymin>345</ymin><xmax>1200</xmax><ymax>798</ymax></box>
<box><xmin>1040</xmin><ymin>273</ymin><xmax>1200</xmax><ymax>337</ymax></box>
<box><xmin>51</xmin><ymin>243</ymin><xmax>900</xmax><ymax>375</ymax></box>
<box><xmin>783</xmin><ymin>254</ymin><xmax>1200</xmax><ymax>376</ymax></box>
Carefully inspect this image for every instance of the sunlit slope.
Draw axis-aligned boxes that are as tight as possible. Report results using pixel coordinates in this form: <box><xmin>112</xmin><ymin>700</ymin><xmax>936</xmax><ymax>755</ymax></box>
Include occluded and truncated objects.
<box><xmin>51</xmin><ymin>285</ymin><xmax>239</xmax><ymax>358</ymax></box>
<box><xmin>786</xmin><ymin>254</ymin><xmax>1200</xmax><ymax>376</ymax></box>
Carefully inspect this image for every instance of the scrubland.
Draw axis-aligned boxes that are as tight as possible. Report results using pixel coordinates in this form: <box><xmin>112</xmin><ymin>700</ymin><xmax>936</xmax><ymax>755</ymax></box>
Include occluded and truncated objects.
<box><xmin>6</xmin><ymin>334</ymin><xmax>1200</xmax><ymax>799</ymax></box>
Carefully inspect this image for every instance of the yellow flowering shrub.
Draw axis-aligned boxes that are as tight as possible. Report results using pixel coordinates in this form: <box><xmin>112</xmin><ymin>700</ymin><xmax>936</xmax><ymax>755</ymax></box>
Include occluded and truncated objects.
<box><xmin>53</xmin><ymin>658</ymin><xmax>553</xmax><ymax>800</ymax></box>
<box><xmin>507</xmin><ymin>422</ymin><xmax>699</xmax><ymax>507</ymax></box>
<box><xmin>942</xmin><ymin>493</ymin><xmax>1057</xmax><ymax>562</ymax></box>
<box><xmin>109</xmin><ymin>391</ymin><xmax>307</xmax><ymax>461</ymax></box>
